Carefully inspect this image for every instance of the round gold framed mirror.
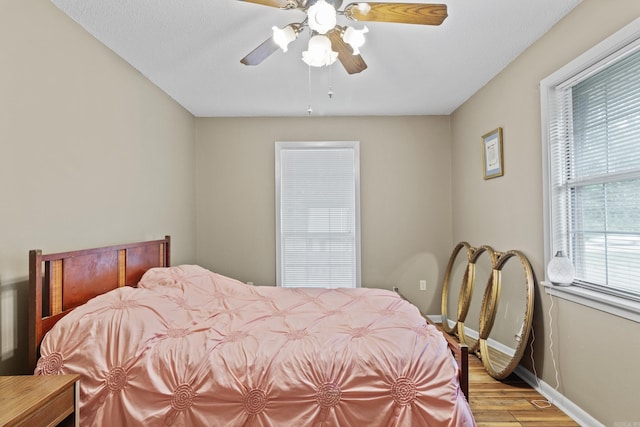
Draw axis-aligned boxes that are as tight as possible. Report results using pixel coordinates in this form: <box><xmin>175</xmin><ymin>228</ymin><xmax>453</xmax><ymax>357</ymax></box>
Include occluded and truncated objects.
<box><xmin>479</xmin><ymin>250</ymin><xmax>534</xmax><ymax>379</ymax></box>
<box><xmin>457</xmin><ymin>245</ymin><xmax>497</xmax><ymax>354</ymax></box>
<box><xmin>440</xmin><ymin>242</ymin><xmax>474</xmax><ymax>334</ymax></box>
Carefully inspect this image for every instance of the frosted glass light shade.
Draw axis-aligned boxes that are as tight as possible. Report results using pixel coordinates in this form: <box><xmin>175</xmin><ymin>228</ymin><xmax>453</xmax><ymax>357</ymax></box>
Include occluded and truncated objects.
<box><xmin>272</xmin><ymin>25</ymin><xmax>297</xmax><ymax>52</ymax></box>
<box><xmin>302</xmin><ymin>35</ymin><xmax>338</xmax><ymax>67</ymax></box>
<box><xmin>546</xmin><ymin>251</ymin><xmax>575</xmax><ymax>286</ymax></box>
<box><xmin>342</xmin><ymin>26</ymin><xmax>368</xmax><ymax>55</ymax></box>
<box><xmin>307</xmin><ymin>0</ymin><xmax>337</xmax><ymax>34</ymax></box>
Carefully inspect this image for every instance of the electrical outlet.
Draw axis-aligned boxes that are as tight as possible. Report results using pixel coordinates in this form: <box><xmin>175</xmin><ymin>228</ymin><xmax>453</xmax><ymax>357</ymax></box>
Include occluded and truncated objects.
<box><xmin>419</xmin><ymin>280</ymin><xmax>427</xmax><ymax>291</ymax></box>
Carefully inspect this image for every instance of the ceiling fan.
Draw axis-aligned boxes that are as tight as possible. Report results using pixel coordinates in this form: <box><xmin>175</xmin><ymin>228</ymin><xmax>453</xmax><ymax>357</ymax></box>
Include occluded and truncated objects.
<box><xmin>239</xmin><ymin>0</ymin><xmax>448</xmax><ymax>74</ymax></box>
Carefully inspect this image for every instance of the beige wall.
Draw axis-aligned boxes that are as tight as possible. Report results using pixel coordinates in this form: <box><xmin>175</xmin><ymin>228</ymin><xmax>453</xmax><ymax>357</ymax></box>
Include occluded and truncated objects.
<box><xmin>195</xmin><ymin>116</ymin><xmax>452</xmax><ymax>314</ymax></box>
<box><xmin>3</xmin><ymin>0</ymin><xmax>638</xmax><ymax>424</ymax></box>
<box><xmin>450</xmin><ymin>0</ymin><xmax>640</xmax><ymax>425</ymax></box>
<box><xmin>0</xmin><ymin>1</ymin><xmax>196</xmax><ymax>375</ymax></box>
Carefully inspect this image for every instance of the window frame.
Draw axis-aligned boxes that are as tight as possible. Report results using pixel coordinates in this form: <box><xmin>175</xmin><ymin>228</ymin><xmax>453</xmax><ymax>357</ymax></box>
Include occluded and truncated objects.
<box><xmin>540</xmin><ymin>17</ymin><xmax>640</xmax><ymax>323</ymax></box>
<box><xmin>275</xmin><ymin>140</ymin><xmax>362</xmax><ymax>288</ymax></box>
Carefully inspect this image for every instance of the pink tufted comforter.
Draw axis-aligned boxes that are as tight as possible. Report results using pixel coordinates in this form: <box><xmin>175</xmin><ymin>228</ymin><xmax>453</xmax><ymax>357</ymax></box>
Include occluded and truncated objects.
<box><xmin>36</xmin><ymin>265</ymin><xmax>476</xmax><ymax>426</ymax></box>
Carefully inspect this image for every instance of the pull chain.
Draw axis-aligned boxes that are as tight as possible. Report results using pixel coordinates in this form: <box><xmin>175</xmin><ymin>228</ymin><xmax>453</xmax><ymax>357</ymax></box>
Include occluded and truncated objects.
<box><xmin>307</xmin><ymin>64</ymin><xmax>313</xmax><ymax>115</ymax></box>
<box><xmin>328</xmin><ymin>64</ymin><xmax>333</xmax><ymax>99</ymax></box>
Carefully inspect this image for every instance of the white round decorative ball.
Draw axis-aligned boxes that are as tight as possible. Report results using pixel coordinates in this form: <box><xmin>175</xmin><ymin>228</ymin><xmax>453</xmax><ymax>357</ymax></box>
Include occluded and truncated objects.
<box><xmin>546</xmin><ymin>251</ymin><xmax>575</xmax><ymax>286</ymax></box>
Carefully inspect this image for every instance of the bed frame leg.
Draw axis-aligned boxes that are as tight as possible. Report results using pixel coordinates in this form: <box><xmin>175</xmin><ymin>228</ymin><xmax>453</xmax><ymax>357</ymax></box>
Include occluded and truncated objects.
<box><xmin>460</xmin><ymin>344</ymin><xmax>469</xmax><ymax>401</ymax></box>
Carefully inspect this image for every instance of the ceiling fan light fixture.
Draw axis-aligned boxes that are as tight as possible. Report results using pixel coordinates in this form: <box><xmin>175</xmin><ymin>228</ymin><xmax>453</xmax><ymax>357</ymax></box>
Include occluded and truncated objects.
<box><xmin>272</xmin><ymin>25</ymin><xmax>298</xmax><ymax>52</ymax></box>
<box><xmin>307</xmin><ymin>0</ymin><xmax>337</xmax><ymax>34</ymax></box>
<box><xmin>342</xmin><ymin>26</ymin><xmax>368</xmax><ymax>55</ymax></box>
<box><xmin>241</xmin><ymin>1</ymin><xmax>448</xmax><ymax>72</ymax></box>
<box><xmin>302</xmin><ymin>35</ymin><xmax>338</xmax><ymax>67</ymax></box>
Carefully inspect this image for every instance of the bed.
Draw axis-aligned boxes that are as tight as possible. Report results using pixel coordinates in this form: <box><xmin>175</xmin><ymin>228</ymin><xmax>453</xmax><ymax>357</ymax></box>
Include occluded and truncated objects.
<box><xmin>29</xmin><ymin>237</ymin><xmax>475</xmax><ymax>426</ymax></box>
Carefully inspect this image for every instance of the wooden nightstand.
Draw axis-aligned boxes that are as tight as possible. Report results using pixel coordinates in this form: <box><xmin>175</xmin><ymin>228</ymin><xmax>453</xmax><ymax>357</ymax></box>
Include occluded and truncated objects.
<box><xmin>0</xmin><ymin>374</ymin><xmax>79</xmax><ymax>427</ymax></box>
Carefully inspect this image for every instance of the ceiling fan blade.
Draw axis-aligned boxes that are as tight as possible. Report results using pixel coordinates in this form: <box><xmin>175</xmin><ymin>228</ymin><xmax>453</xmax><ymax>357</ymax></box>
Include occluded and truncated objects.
<box><xmin>238</xmin><ymin>0</ymin><xmax>298</xmax><ymax>9</ymax></box>
<box><xmin>343</xmin><ymin>3</ymin><xmax>447</xmax><ymax>25</ymax></box>
<box><xmin>241</xmin><ymin>37</ymin><xmax>280</xmax><ymax>66</ymax></box>
<box><xmin>327</xmin><ymin>28</ymin><xmax>367</xmax><ymax>75</ymax></box>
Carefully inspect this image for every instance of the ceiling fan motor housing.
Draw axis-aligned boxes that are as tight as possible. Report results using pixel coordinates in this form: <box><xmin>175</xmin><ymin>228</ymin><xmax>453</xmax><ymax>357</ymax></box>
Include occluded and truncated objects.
<box><xmin>298</xmin><ymin>0</ymin><xmax>344</xmax><ymax>10</ymax></box>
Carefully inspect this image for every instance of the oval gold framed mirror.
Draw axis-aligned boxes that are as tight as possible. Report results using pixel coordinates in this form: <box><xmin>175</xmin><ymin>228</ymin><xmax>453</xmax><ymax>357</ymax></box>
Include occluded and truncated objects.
<box><xmin>457</xmin><ymin>245</ymin><xmax>497</xmax><ymax>354</ymax></box>
<box><xmin>477</xmin><ymin>260</ymin><xmax>500</xmax><ymax>343</ymax></box>
<box><xmin>440</xmin><ymin>242</ymin><xmax>474</xmax><ymax>334</ymax></box>
<box><xmin>479</xmin><ymin>250</ymin><xmax>535</xmax><ymax>379</ymax></box>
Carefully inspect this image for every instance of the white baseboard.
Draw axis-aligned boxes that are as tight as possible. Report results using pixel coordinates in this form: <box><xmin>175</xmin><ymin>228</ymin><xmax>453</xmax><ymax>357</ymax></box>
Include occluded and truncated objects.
<box><xmin>426</xmin><ymin>314</ymin><xmax>442</xmax><ymax>323</ymax></box>
<box><xmin>514</xmin><ymin>365</ymin><xmax>603</xmax><ymax>427</ymax></box>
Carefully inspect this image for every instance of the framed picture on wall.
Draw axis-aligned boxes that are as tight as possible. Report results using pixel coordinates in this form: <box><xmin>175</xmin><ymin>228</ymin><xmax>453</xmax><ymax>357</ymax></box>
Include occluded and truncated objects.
<box><xmin>482</xmin><ymin>127</ymin><xmax>504</xmax><ymax>179</ymax></box>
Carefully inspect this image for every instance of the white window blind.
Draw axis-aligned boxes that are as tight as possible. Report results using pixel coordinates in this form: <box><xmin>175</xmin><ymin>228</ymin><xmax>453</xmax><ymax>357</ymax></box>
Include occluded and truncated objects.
<box><xmin>545</xmin><ymin>35</ymin><xmax>640</xmax><ymax>301</ymax></box>
<box><xmin>275</xmin><ymin>141</ymin><xmax>361</xmax><ymax>288</ymax></box>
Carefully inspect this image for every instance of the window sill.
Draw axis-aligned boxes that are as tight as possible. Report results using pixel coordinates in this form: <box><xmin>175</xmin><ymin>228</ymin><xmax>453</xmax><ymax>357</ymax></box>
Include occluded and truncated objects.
<box><xmin>542</xmin><ymin>281</ymin><xmax>640</xmax><ymax>324</ymax></box>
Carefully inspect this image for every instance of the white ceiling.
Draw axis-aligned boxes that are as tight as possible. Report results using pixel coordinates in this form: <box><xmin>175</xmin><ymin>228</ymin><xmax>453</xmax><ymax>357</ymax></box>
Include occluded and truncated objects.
<box><xmin>51</xmin><ymin>0</ymin><xmax>581</xmax><ymax>117</ymax></box>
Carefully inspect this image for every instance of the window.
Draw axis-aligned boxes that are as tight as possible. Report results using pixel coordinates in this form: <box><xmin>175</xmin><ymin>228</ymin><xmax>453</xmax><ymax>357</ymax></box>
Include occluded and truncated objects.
<box><xmin>541</xmin><ymin>18</ymin><xmax>640</xmax><ymax>321</ymax></box>
<box><xmin>275</xmin><ymin>141</ymin><xmax>361</xmax><ymax>288</ymax></box>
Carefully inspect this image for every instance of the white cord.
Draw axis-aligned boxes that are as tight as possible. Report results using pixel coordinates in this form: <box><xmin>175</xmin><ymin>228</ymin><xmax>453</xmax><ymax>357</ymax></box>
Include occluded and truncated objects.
<box><xmin>547</xmin><ymin>295</ymin><xmax>561</xmax><ymax>392</ymax></box>
<box><xmin>529</xmin><ymin>295</ymin><xmax>560</xmax><ymax>409</ymax></box>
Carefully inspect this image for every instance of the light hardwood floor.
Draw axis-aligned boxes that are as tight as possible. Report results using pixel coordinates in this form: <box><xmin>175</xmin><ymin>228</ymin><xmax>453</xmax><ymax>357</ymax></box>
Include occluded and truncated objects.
<box><xmin>467</xmin><ymin>354</ymin><xmax>580</xmax><ymax>427</ymax></box>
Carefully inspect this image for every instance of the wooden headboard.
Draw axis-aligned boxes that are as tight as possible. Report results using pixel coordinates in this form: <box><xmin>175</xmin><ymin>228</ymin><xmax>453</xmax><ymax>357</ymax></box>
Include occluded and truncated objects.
<box><xmin>28</xmin><ymin>236</ymin><xmax>171</xmax><ymax>370</ymax></box>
